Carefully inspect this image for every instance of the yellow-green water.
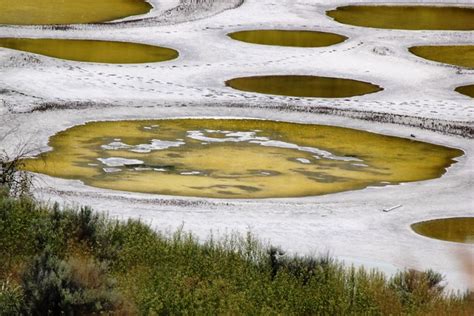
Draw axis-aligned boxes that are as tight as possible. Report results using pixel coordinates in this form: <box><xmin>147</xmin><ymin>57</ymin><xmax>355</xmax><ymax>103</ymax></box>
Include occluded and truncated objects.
<box><xmin>0</xmin><ymin>38</ymin><xmax>178</xmax><ymax>64</ymax></box>
<box><xmin>226</xmin><ymin>75</ymin><xmax>382</xmax><ymax>98</ymax></box>
<box><xmin>326</xmin><ymin>5</ymin><xmax>474</xmax><ymax>30</ymax></box>
<box><xmin>456</xmin><ymin>85</ymin><xmax>474</xmax><ymax>98</ymax></box>
<box><xmin>409</xmin><ymin>46</ymin><xmax>474</xmax><ymax>68</ymax></box>
<box><xmin>22</xmin><ymin>119</ymin><xmax>462</xmax><ymax>199</ymax></box>
<box><xmin>0</xmin><ymin>0</ymin><xmax>151</xmax><ymax>25</ymax></box>
<box><xmin>412</xmin><ymin>218</ymin><xmax>474</xmax><ymax>244</ymax></box>
<box><xmin>228</xmin><ymin>30</ymin><xmax>347</xmax><ymax>47</ymax></box>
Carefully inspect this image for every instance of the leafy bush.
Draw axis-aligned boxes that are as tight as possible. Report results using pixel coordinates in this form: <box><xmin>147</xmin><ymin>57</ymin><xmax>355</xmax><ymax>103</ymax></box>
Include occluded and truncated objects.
<box><xmin>21</xmin><ymin>248</ymin><xmax>124</xmax><ymax>315</ymax></box>
<box><xmin>0</xmin><ymin>278</ymin><xmax>23</xmax><ymax>315</ymax></box>
<box><xmin>0</xmin><ymin>194</ymin><xmax>472</xmax><ymax>315</ymax></box>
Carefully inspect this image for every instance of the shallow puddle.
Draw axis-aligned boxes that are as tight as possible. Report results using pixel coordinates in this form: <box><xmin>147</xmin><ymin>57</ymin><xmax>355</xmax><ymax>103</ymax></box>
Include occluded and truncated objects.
<box><xmin>22</xmin><ymin>119</ymin><xmax>462</xmax><ymax>199</ymax></box>
<box><xmin>228</xmin><ymin>30</ymin><xmax>347</xmax><ymax>47</ymax></box>
<box><xmin>0</xmin><ymin>38</ymin><xmax>178</xmax><ymax>64</ymax></box>
<box><xmin>455</xmin><ymin>84</ymin><xmax>474</xmax><ymax>98</ymax></box>
<box><xmin>409</xmin><ymin>46</ymin><xmax>474</xmax><ymax>68</ymax></box>
<box><xmin>225</xmin><ymin>75</ymin><xmax>382</xmax><ymax>98</ymax></box>
<box><xmin>0</xmin><ymin>0</ymin><xmax>151</xmax><ymax>25</ymax></box>
<box><xmin>412</xmin><ymin>218</ymin><xmax>474</xmax><ymax>244</ymax></box>
<box><xmin>326</xmin><ymin>5</ymin><xmax>474</xmax><ymax>30</ymax></box>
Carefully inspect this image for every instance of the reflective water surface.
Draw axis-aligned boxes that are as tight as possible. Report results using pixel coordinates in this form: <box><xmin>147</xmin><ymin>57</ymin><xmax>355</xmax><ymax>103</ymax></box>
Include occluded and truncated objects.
<box><xmin>22</xmin><ymin>119</ymin><xmax>462</xmax><ymax>199</ymax></box>
<box><xmin>409</xmin><ymin>46</ymin><xmax>474</xmax><ymax>68</ymax></box>
<box><xmin>455</xmin><ymin>85</ymin><xmax>474</xmax><ymax>98</ymax></box>
<box><xmin>0</xmin><ymin>38</ymin><xmax>178</xmax><ymax>64</ymax></box>
<box><xmin>226</xmin><ymin>75</ymin><xmax>382</xmax><ymax>98</ymax></box>
<box><xmin>326</xmin><ymin>5</ymin><xmax>474</xmax><ymax>30</ymax></box>
<box><xmin>412</xmin><ymin>218</ymin><xmax>474</xmax><ymax>244</ymax></box>
<box><xmin>0</xmin><ymin>0</ymin><xmax>151</xmax><ymax>25</ymax></box>
<box><xmin>228</xmin><ymin>30</ymin><xmax>347</xmax><ymax>47</ymax></box>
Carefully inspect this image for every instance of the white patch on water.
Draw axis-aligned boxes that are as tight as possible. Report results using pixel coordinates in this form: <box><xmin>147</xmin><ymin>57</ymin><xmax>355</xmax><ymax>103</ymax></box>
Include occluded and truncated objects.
<box><xmin>352</xmin><ymin>163</ymin><xmax>369</xmax><ymax>167</ymax></box>
<box><xmin>103</xmin><ymin>167</ymin><xmax>122</xmax><ymax>173</ymax></box>
<box><xmin>131</xmin><ymin>139</ymin><xmax>185</xmax><ymax>153</ymax></box>
<box><xmin>135</xmin><ymin>167</ymin><xmax>152</xmax><ymax>171</ymax></box>
<box><xmin>143</xmin><ymin>125</ymin><xmax>159</xmax><ymax>130</ymax></box>
<box><xmin>296</xmin><ymin>158</ymin><xmax>311</xmax><ymax>164</ymax></box>
<box><xmin>180</xmin><ymin>171</ymin><xmax>201</xmax><ymax>175</ymax></box>
<box><xmin>101</xmin><ymin>141</ymin><xmax>132</xmax><ymax>150</ymax></box>
<box><xmin>187</xmin><ymin>130</ymin><xmax>267</xmax><ymax>143</ymax></box>
<box><xmin>101</xmin><ymin>139</ymin><xmax>185</xmax><ymax>153</ymax></box>
<box><xmin>187</xmin><ymin>130</ymin><xmax>362</xmax><ymax>162</ymax></box>
<box><xmin>97</xmin><ymin>157</ymin><xmax>144</xmax><ymax>167</ymax></box>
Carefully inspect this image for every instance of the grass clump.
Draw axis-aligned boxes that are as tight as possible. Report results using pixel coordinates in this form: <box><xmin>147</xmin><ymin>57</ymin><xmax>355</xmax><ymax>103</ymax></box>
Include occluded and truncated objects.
<box><xmin>0</xmin><ymin>190</ymin><xmax>472</xmax><ymax>314</ymax></box>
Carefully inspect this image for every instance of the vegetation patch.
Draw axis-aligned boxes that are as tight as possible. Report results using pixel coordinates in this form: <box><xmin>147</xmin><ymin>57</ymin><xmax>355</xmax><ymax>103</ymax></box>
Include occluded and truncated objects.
<box><xmin>0</xmin><ymin>190</ymin><xmax>473</xmax><ymax>314</ymax></box>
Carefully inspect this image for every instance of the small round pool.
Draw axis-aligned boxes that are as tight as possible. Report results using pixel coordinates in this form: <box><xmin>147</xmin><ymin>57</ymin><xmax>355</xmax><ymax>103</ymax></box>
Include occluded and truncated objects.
<box><xmin>409</xmin><ymin>46</ymin><xmax>474</xmax><ymax>68</ymax></box>
<box><xmin>326</xmin><ymin>5</ymin><xmax>474</xmax><ymax>30</ymax></box>
<box><xmin>455</xmin><ymin>84</ymin><xmax>474</xmax><ymax>98</ymax></box>
<box><xmin>0</xmin><ymin>0</ymin><xmax>152</xmax><ymax>25</ymax></box>
<box><xmin>225</xmin><ymin>75</ymin><xmax>382</xmax><ymax>98</ymax></box>
<box><xmin>0</xmin><ymin>38</ymin><xmax>178</xmax><ymax>64</ymax></box>
<box><xmin>412</xmin><ymin>218</ymin><xmax>474</xmax><ymax>244</ymax></box>
<box><xmin>228</xmin><ymin>30</ymin><xmax>347</xmax><ymax>47</ymax></box>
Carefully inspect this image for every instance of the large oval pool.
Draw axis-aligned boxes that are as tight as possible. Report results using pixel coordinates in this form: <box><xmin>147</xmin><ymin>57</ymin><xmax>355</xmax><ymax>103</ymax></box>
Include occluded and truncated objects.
<box><xmin>22</xmin><ymin>119</ymin><xmax>463</xmax><ymax>199</ymax></box>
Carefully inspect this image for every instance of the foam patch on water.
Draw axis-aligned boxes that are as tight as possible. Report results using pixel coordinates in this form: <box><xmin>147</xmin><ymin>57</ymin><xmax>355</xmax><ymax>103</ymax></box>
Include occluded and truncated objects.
<box><xmin>181</xmin><ymin>171</ymin><xmax>202</xmax><ymax>175</ymax></box>
<box><xmin>102</xmin><ymin>139</ymin><xmax>185</xmax><ymax>153</ymax></box>
<box><xmin>98</xmin><ymin>157</ymin><xmax>144</xmax><ymax>167</ymax></box>
<box><xmin>101</xmin><ymin>141</ymin><xmax>132</xmax><ymax>150</ymax></box>
<box><xmin>296</xmin><ymin>158</ymin><xmax>311</xmax><ymax>164</ymax></box>
<box><xmin>187</xmin><ymin>130</ymin><xmax>362</xmax><ymax>162</ymax></box>
<box><xmin>187</xmin><ymin>130</ymin><xmax>268</xmax><ymax>143</ymax></box>
<box><xmin>103</xmin><ymin>167</ymin><xmax>122</xmax><ymax>173</ymax></box>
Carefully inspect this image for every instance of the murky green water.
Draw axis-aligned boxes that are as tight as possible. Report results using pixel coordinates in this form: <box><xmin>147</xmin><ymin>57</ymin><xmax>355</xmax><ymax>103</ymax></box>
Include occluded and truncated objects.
<box><xmin>326</xmin><ymin>5</ymin><xmax>474</xmax><ymax>30</ymax></box>
<box><xmin>456</xmin><ymin>85</ymin><xmax>474</xmax><ymax>98</ymax></box>
<box><xmin>412</xmin><ymin>218</ymin><xmax>474</xmax><ymax>244</ymax></box>
<box><xmin>228</xmin><ymin>30</ymin><xmax>347</xmax><ymax>47</ymax></box>
<box><xmin>0</xmin><ymin>38</ymin><xmax>178</xmax><ymax>64</ymax></box>
<box><xmin>409</xmin><ymin>46</ymin><xmax>474</xmax><ymax>68</ymax></box>
<box><xmin>22</xmin><ymin>119</ymin><xmax>462</xmax><ymax>199</ymax></box>
<box><xmin>226</xmin><ymin>75</ymin><xmax>382</xmax><ymax>98</ymax></box>
<box><xmin>0</xmin><ymin>0</ymin><xmax>151</xmax><ymax>25</ymax></box>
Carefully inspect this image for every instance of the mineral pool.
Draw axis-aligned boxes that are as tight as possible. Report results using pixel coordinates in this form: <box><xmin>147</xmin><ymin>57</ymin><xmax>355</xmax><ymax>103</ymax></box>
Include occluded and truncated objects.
<box><xmin>22</xmin><ymin>119</ymin><xmax>463</xmax><ymax>199</ymax></box>
<box><xmin>326</xmin><ymin>5</ymin><xmax>474</xmax><ymax>30</ymax></box>
<box><xmin>228</xmin><ymin>30</ymin><xmax>347</xmax><ymax>47</ymax></box>
<box><xmin>409</xmin><ymin>46</ymin><xmax>474</xmax><ymax>68</ymax></box>
<box><xmin>225</xmin><ymin>75</ymin><xmax>382</xmax><ymax>98</ymax></box>
<box><xmin>412</xmin><ymin>218</ymin><xmax>474</xmax><ymax>244</ymax></box>
<box><xmin>0</xmin><ymin>38</ymin><xmax>178</xmax><ymax>64</ymax></box>
<box><xmin>0</xmin><ymin>0</ymin><xmax>152</xmax><ymax>25</ymax></box>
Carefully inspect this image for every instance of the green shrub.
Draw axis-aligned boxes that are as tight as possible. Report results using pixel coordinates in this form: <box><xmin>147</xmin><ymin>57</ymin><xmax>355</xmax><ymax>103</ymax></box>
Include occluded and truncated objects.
<box><xmin>0</xmin><ymin>194</ymin><xmax>472</xmax><ymax>315</ymax></box>
<box><xmin>21</xmin><ymin>248</ymin><xmax>123</xmax><ymax>315</ymax></box>
<box><xmin>0</xmin><ymin>278</ymin><xmax>23</xmax><ymax>315</ymax></box>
